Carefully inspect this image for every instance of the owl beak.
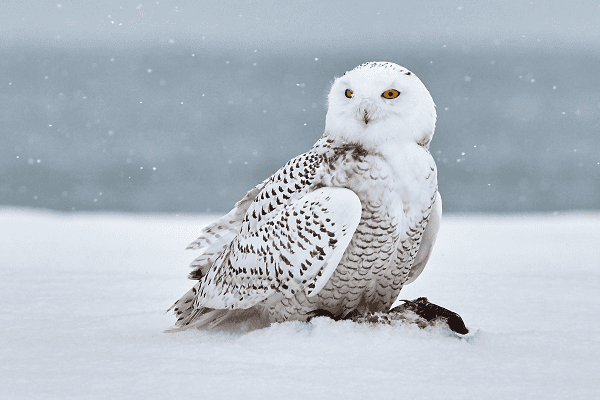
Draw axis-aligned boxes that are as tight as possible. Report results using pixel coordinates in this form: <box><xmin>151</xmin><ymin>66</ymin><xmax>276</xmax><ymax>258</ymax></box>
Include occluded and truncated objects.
<box><xmin>358</xmin><ymin>101</ymin><xmax>376</xmax><ymax>125</ymax></box>
<box><xmin>363</xmin><ymin>110</ymin><xmax>370</xmax><ymax>125</ymax></box>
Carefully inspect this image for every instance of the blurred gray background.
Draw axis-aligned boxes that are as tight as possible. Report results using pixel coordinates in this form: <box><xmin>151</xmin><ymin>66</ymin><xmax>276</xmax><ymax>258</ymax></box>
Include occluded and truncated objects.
<box><xmin>1</xmin><ymin>0</ymin><xmax>599</xmax><ymax>213</ymax></box>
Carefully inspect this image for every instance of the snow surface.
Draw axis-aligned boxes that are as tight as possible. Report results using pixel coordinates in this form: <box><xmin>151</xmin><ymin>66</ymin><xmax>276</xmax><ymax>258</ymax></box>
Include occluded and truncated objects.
<box><xmin>1</xmin><ymin>208</ymin><xmax>599</xmax><ymax>399</ymax></box>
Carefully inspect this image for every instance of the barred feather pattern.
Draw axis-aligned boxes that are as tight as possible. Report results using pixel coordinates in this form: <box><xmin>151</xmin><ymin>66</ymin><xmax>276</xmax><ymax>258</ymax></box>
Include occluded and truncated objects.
<box><xmin>265</xmin><ymin>137</ymin><xmax>438</xmax><ymax>321</ymax></box>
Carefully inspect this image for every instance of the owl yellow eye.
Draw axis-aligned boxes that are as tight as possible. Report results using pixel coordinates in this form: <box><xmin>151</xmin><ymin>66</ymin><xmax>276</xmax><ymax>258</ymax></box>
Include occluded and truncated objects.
<box><xmin>382</xmin><ymin>89</ymin><xmax>400</xmax><ymax>99</ymax></box>
<box><xmin>345</xmin><ymin>89</ymin><xmax>353</xmax><ymax>98</ymax></box>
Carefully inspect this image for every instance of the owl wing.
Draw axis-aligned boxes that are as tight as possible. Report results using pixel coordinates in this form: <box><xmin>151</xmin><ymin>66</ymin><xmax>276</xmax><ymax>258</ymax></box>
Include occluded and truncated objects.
<box><xmin>193</xmin><ymin>187</ymin><xmax>362</xmax><ymax>310</ymax></box>
<box><xmin>405</xmin><ymin>191</ymin><xmax>442</xmax><ymax>285</ymax></box>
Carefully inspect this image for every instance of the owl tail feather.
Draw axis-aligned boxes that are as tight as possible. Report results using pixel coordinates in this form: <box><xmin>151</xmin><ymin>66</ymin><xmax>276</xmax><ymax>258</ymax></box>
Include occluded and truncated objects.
<box><xmin>166</xmin><ymin>286</ymin><xmax>269</xmax><ymax>332</ymax></box>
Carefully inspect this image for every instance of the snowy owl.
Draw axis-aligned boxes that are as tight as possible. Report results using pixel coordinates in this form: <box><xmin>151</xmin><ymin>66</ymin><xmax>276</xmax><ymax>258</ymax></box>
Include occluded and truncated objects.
<box><xmin>169</xmin><ymin>61</ymin><xmax>451</xmax><ymax>331</ymax></box>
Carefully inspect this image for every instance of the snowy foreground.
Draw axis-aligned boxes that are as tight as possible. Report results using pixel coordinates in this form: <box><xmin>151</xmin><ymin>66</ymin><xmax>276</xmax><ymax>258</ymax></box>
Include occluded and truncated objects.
<box><xmin>1</xmin><ymin>208</ymin><xmax>599</xmax><ymax>399</ymax></box>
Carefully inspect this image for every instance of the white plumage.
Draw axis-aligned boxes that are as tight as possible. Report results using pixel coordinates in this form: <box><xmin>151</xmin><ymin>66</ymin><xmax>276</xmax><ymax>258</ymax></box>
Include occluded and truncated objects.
<box><xmin>169</xmin><ymin>62</ymin><xmax>441</xmax><ymax>330</ymax></box>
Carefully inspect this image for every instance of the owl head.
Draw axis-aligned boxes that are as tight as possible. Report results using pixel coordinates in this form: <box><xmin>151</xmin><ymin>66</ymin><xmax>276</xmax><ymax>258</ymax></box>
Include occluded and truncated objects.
<box><xmin>324</xmin><ymin>62</ymin><xmax>436</xmax><ymax>150</ymax></box>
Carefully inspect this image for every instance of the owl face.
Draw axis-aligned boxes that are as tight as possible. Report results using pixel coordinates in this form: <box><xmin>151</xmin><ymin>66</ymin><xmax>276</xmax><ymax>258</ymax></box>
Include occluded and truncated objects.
<box><xmin>325</xmin><ymin>62</ymin><xmax>436</xmax><ymax>149</ymax></box>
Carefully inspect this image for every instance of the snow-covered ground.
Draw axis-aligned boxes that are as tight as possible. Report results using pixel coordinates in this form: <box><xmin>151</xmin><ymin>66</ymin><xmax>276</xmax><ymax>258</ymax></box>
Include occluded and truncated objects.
<box><xmin>1</xmin><ymin>208</ymin><xmax>599</xmax><ymax>399</ymax></box>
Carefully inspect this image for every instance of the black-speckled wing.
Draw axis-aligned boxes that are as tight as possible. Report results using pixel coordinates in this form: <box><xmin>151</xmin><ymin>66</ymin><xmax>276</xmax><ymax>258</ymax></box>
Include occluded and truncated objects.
<box><xmin>193</xmin><ymin>187</ymin><xmax>362</xmax><ymax>310</ymax></box>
